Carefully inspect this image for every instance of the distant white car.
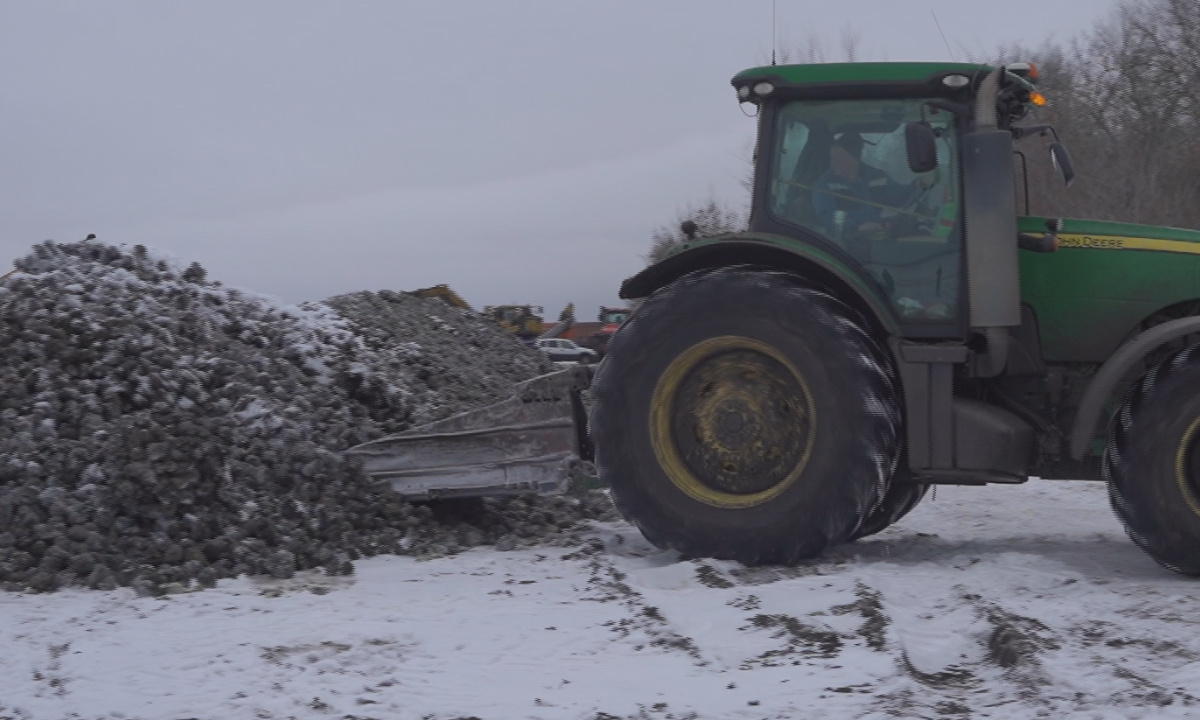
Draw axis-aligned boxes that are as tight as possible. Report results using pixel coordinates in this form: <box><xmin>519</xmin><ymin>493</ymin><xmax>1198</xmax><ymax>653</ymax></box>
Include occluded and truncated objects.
<box><xmin>535</xmin><ymin>338</ymin><xmax>598</xmax><ymax>364</ymax></box>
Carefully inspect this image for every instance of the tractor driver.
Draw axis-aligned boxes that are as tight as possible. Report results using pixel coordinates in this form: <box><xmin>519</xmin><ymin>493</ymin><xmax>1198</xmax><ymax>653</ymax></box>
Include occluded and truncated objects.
<box><xmin>812</xmin><ymin>132</ymin><xmax>932</xmax><ymax>241</ymax></box>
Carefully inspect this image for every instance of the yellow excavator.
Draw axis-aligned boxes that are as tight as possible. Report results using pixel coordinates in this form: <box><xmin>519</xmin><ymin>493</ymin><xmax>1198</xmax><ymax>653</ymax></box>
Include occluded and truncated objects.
<box><xmin>405</xmin><ymin>284</ymin><xmax>472</xmax><ymax>311</ymax></box>
<box><xmin>407</xmin><ymin>285</ymin><xmax>545</xmax><ymax>340</ymax></box>
<box><xmin>481</xmin><ymin>304</ymin><xmax>545</xmax><ymax>340</ymax></box>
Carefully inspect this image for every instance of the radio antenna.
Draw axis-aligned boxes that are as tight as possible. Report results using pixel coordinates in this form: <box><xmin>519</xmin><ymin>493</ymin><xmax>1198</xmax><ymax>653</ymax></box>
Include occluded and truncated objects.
<box><xmin>771</xmin><ymin>0</ymin><xmax>777</xmax><ymax>65</ymax></box>
<box><xmin>931</xmin><ymin>9</ymin><xmax>956</xmax><ymax>61</ymax></box>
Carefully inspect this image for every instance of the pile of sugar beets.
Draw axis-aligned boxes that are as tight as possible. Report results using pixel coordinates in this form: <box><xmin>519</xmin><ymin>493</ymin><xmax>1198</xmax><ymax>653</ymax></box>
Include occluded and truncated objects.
<box><xmin>0</xmin><ymin>239</ymin><xmax>614</xmax><ymax>594</ymax></box>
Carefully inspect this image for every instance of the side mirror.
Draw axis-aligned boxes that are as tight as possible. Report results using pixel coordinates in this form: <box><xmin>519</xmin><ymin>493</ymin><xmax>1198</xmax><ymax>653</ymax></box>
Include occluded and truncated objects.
<box><xmin>905</xmin><ymin>121</ymin><xmax>938</xmax><ymax>174</ymax></box>
<box><xmin>1050</xmin><ymin>142</ymin><xmax>1075</xmax><ymax>187</ymax></box>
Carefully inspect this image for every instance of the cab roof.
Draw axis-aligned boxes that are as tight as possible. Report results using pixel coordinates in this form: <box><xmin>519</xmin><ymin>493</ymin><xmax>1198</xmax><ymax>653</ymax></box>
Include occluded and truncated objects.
<box><xmin>732</xmin><ymin>62</ymin><xmax>991</xmax><ymax>86</ymax></box>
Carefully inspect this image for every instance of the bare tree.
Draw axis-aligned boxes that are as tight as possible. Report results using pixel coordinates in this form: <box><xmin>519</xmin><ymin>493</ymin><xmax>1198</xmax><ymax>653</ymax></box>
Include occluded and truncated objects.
<box><xmin>645</xmin><ymin>197</ymin><xmax>745</xmax><ymax>265</ymax></box>
<box><xmin>772</xmin><ymin>26</ymin><xmax>862</xmax><ymax>65</ymax></box>
<box><xmin>1001</xmin><ymin>0</ymin><xmax>1200</xmax><ymax>230</ymax></box>
<box><xmin>643</xmin><ymin>30</ymin><xmax>866</xmax><ymax>266</ymax></box>
<box><xmin>1088</xmin><ymin>0</ymin><xmax>1200</xmax><ymax>228</ymax></box>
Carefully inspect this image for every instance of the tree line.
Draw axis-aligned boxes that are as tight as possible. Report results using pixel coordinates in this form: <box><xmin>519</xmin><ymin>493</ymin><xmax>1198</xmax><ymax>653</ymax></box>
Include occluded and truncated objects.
<box><xmin>1014</xmin><ymin>0</ymin><xmax>1200</xmax><ymax>229</ymax></box>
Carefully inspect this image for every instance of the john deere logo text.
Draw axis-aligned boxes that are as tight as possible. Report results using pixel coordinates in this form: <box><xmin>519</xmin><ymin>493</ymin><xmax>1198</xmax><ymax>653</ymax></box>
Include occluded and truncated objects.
<box><xmin>1059</xmin><ymin>235</ymin><xmax>1125</xmax><ymax>249</ymax></box>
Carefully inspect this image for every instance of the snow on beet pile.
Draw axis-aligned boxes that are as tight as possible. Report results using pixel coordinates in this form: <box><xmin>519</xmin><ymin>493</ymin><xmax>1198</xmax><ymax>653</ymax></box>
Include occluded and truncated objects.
<box><xmin>0</xmin><ymin>239</ymin><xmax>613</xmax><ymax>594</ymax></box>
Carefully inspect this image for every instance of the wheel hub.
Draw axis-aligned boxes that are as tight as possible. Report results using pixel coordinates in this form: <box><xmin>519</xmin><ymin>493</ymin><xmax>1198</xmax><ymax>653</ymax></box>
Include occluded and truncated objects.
<box><xmin>650</xmin><ymin>337</ymin><xmax>815</xmax><ymax>507</ymax></box>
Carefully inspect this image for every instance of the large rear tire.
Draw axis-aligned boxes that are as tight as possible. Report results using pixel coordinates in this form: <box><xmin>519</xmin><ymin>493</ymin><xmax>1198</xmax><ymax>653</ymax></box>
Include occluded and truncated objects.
<box><xmin>1105</xmin><ymin>345</ymin><xmax>1200</xmax><ymax>575</ymax></box>
<box><xmin>590</xmin><ymin>267</ymin><xmax>901</xmax><ymax>565</ymax></box>
<box><xmin>848</xmin><ymin>475</ymin><xmax>928</xmax><ymax>541</ymax></box>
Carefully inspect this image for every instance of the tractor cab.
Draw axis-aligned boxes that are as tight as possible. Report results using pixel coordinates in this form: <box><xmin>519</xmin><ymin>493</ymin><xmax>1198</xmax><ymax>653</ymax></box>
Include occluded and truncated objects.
<box><xmin>766</xmin><ymin>96</ymin><xmax>963</xmax><ymax>324</ymax></box>
<box><xmin>733</xmin><ymin>62</ymin><xmax>1053</xmax><ymax>340</ymax></box>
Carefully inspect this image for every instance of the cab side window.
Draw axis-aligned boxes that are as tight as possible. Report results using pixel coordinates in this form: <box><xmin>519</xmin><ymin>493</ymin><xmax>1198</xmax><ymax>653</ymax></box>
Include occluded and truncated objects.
<box><xmin>770</xmin><ymin>99</ymin><xmax>962</xmax><ymax>323</ymax></box>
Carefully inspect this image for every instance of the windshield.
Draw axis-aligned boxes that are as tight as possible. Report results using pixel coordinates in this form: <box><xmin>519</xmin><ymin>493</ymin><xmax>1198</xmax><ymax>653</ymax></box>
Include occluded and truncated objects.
<box><xmin>769</xmin><ymin>98</ymin><xmax>962</xmax><ymax>323</ymax></box>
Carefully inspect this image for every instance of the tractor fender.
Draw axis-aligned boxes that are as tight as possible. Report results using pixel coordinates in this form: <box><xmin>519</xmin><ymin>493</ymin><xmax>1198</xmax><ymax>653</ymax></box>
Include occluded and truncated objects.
<box><xmin>619</xmin><ymin>234</ymin><xmax>900</xmax><ymax>338</ymax></box>
<box><xmin>1069</xmin><ymin>316</ymin><xmax>1200</xmax><ymax>460</ymax></box>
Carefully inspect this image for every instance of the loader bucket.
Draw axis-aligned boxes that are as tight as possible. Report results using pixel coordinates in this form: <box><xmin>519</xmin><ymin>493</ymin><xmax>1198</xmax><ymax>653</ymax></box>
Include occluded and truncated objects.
<box><xmin>346</xmin><ymin>365</ymin><xmax>595</xmax><ymax>499</ymax></box>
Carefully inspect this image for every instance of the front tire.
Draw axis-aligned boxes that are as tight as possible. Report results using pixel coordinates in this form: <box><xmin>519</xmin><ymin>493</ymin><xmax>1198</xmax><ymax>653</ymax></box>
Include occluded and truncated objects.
<box><xmin>590</xmin><ymin>267</ymin><xmax>901</xmax><ymax>565</ymax></box>
<box><xmin>1105</xmin><ymin>344</ymin><xmax>1200</xmax><ymax>574</ymax></box>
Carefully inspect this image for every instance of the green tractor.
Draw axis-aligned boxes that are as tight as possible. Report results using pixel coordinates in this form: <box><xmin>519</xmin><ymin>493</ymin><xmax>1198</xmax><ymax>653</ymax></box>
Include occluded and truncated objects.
<box><xmin>349</xmin><ymin>61</ymin><xmax>1200</xmax><ymax>575</ymax></box>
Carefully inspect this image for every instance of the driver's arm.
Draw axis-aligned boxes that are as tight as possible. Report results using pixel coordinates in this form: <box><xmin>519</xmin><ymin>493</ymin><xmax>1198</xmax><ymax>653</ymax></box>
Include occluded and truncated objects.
<box><xmin>879</xmin><ymin>169</ymin><xmax>935</xmax><ymax>210</ymax></box>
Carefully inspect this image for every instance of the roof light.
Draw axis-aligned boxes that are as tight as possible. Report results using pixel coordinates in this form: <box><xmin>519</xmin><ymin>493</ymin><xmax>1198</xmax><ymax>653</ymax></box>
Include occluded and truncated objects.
<box><xmin>753</xmin><ymin>82</ymin><xmax>775</xmax><ymax>96</ymax></box>
<box><xmin>1006</xmin><ymin>62</ymin><xmax>1040</xmax><ymax>81</ymax></box>
<box><xmin>737</xmin><ymin>85</ymin><xmax>751</xmax><ymax>101</ymax></box>
<box><xmin>942</xmin><ymin>74</ymin><xmax>970</xmax><ymax>88</ymax></box>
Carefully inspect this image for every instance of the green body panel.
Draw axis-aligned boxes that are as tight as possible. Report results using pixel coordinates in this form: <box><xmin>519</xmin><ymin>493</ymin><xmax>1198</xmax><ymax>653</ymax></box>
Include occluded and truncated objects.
<box><xmin>733</xmin><ymin>62</ymin><xmax>989</xmax><ymax>86</ymax></box>
<box><xmin>654</xmin><ymin>231</ymin><xmax>901</xmax><ymax>333</ymax></box>
<box><xmin>1019</xmin><ymin>216</ymin><xmax>1200</xmax><ymax>362</ymax></box>
<box><xmin>658</xmin><ymin>216</ymin><xmax>1200</xmax><ymax>364</ymax></box>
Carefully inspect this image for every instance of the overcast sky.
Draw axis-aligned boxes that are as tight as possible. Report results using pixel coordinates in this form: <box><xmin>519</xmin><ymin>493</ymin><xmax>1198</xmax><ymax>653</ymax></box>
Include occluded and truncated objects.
<box><xmin>1</xmin><ymin>1</ymin><xmax>1118</xmax><ymax>319</ymax></box>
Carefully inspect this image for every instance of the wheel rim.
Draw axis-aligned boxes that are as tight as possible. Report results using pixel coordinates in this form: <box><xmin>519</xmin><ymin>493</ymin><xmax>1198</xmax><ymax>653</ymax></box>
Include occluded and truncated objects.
<box><xmin>1175</xmin><ymin>415</ymin><xmax>1200</xmax><ymax>519</ymax></box>
<box><xmin>649</xmin><ymin>336</ymin><xmax>816</xmax><ymax>508</ymax></box>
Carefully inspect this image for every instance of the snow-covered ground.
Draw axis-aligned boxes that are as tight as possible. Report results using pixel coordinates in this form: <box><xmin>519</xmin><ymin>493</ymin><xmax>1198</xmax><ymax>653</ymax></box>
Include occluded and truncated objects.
<box><xmin>4</xmin><ymin>480</ymin><xmax>1200</xmax><ymax>720</ymax></box>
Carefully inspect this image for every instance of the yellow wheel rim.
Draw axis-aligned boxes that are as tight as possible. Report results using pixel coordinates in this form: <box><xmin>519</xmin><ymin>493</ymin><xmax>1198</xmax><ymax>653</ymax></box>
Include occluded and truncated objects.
<box><xmin>649</xmin><ymin>336</ymin><xmax>816</xmax><ymax>509</ymax></box>
<box><xmin>1174</xmin><ymin>416</ymin><xmax>1200</xmax><ymax>519</ymax></box>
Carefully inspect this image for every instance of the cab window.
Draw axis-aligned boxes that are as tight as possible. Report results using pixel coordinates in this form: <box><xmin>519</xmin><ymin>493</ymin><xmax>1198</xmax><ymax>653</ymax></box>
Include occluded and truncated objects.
<box><xmin>770</xmin><ymin>98</ymin><xmax>962</xmax><ymax>323</ymax></box>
